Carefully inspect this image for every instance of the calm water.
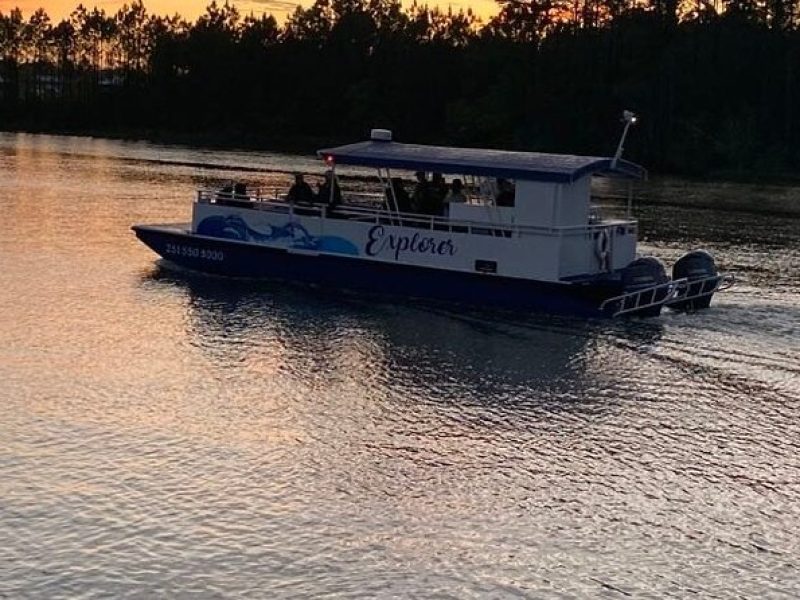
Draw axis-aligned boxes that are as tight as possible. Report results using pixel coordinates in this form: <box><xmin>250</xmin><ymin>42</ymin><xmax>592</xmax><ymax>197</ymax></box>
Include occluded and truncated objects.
<box><xmin>1</xmin><ymin>132</ymin><xmax>799</xmax><ymax>598</ymax></box>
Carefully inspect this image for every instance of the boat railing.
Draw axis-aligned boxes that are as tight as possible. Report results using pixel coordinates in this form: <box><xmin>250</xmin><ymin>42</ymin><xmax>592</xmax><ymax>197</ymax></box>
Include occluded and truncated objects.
<box><xmin>196</xmin><ymin>189</ymin><xmax>635</xmax><ymax>239</ymax></box>
<box><xmin>712</xmin><ymin>272</ymin><xmax>736</xmax><ymax>292</ymax></box>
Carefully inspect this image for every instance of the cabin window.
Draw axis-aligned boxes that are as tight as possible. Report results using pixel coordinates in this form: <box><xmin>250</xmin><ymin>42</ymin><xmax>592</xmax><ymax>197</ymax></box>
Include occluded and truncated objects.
<box><xmin>477</xmin><ymin>177</ymin><xmax>515</xmax><ymax>207</ymax></box>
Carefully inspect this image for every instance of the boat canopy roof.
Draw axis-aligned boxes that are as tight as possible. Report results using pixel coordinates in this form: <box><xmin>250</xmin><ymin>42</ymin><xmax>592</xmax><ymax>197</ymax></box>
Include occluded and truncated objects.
<box><xmin>318</xmin><ymin>139</ymin><xmax>646</xmax><ymax>183</ymax></box>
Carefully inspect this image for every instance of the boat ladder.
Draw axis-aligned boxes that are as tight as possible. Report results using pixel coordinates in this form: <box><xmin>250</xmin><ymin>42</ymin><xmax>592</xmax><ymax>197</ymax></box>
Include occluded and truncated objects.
<box><xmin>599</xmin><ymin>273</ymin><xmax>735</xmax><ymax>317</ymax></box>
<box><xmin>599</xmin><ymin>279</ymin><xmax>686</xmax><ymax>317</ymax></box>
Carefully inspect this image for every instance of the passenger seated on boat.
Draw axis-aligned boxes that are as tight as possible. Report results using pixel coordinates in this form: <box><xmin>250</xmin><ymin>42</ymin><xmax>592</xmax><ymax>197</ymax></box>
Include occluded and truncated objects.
<box><xmin>388</xmin><ymin>177</ymin><xmax>411</xmax><ymax>212</ymax></box>
<box><xmin>286</xmin><ymin>173</ymin><xmax>315</xmax><ymax>204</ymax></box>
<box><xmin>215</xmin><ymin>184</ymin><xmax>237</xmax><ymax>205</ymax></box>
<box><xmin>317</xmin><ymin>170</ymin><xmax>342</xmax><ymax>209</ymax></box>
<box><xmin>216</xmin><ymin>181</ymin><xmax>253</xmax><ymax>208</ymax></box>
<box><xmin>216</xmin><ymin>184</ymin><xmax>233</xmax><ymax>200</ymax></box>
<box><xmin>445</xmin><ymin>179</ymin><xmax>467</xmax><ymax>205</ymax></box>
<box><xmin>233</xmin><ymin>182</ymin><xmax>248</xmax><ymax>199</ymax></box>
<box><xmin>496</xmin><ymin>178</ymin><xmax>515</xmax><ymax>207</ymax></box>
<box><xmin>479</xmin><ymin>177</ymin><xmax>498</xmax><ymax>201</ymax></box>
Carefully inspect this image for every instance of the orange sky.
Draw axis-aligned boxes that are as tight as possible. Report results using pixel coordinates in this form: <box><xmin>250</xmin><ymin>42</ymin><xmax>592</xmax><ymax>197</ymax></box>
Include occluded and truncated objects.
<box><xmin>3</xmin><ymin>0</ymin><xmax>498</xmax><ymax>23</ymax></box>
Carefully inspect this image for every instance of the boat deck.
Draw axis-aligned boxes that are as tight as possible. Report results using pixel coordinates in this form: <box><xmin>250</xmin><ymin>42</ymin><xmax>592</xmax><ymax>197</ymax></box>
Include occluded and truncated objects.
<box><xmin>199</xmin><ymin>193</ymin><xmax>635</xmax><ymax>239</ymax></box>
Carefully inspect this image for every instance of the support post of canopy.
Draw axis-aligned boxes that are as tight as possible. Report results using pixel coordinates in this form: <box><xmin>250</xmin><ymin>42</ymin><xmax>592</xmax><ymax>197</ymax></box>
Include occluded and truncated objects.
<box><xmin>328</xmin><ymin>165</ymin><xmax>337</xmax><ymax>206</ymax></box>
<box><xmin>386</xmin><ymin>168</ymin><xmax>400</xmax><ymax>217</ymax></box>
<box><xmin>375</xmin><ymin>167</ymin><xmax>397</xmax><ymax>226</ymax></box>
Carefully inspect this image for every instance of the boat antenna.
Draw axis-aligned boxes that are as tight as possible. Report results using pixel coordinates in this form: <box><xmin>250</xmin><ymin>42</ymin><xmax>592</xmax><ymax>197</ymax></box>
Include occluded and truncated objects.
<box><xmin>611</xmin><ymin>110</ymin><xmax>637</xmax><ymax>170</ymax></box>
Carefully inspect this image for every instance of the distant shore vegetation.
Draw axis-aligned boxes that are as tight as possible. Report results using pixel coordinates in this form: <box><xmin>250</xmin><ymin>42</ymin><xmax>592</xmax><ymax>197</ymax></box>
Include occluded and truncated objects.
<box><xmin>1</xmin><ymin>0</ymin><xmax>799</xmax><ymax>177</ymax></box>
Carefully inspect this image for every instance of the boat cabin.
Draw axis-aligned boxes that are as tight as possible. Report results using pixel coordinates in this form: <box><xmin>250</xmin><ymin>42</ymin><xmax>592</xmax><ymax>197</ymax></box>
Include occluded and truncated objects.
<box><xmin>318</xmin><ymin>129</ymin><xmax>644</xmax><ymax>229</ymax></box>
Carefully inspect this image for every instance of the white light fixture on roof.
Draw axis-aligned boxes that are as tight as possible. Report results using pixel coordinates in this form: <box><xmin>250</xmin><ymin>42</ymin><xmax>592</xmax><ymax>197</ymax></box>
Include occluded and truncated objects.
<box><xmin>370</xmin><ymin>129</ymin><xmax>393</xmax><ymax>142</ymax></box>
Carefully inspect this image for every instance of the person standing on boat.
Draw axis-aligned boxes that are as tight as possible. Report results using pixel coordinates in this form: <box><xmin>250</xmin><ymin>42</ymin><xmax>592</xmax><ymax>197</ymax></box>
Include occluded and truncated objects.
<box><xmin>317</xmin><ymin>170</ymin><xmax>342</xmax><ymax>209</ymax></box>
<box><xmin>388</xmin><ymin>178</ymin><xmax>411</xmax><ymax>213</ymax></box>
<box><xmin>287</xmin><ymin>173</ymin><xmax>315</xmax><ymax>204</ymax></box>
<box><xmin>495</xmin><ymin>178</ymin><xmax>515</xmax><ymax>207</ymax></box>
<box><xmin>424</xmin><ymin>173</ymin><xmax>447</xmax><ymax>215</ymax></box>
<box><xmin>411</xmin><ymin>171</ymin><xmax>429</xmax><ymax>213</ymax></box>
<box><xmin>431</xmin><ymin>173</ymin><xmax>448</xmax><ymax>200</ymax></box>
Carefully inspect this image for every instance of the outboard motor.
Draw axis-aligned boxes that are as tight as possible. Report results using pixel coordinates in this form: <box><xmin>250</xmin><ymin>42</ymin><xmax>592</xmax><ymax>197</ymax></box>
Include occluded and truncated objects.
<box><xmin>667</xmin><ymin>249</ymin><xmax>719</xmax><ymax>311</ymax></box>
<box><xmin>619</xmin><ymin>257</ymin><xmax>670</xmax><ymax>317</ymax></box>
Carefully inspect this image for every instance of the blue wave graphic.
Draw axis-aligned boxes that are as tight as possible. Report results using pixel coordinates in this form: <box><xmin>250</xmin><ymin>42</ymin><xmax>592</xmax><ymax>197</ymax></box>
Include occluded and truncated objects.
<box><xmin>197</xmin><ymin>215</ymin><xmax>359</xmax><ymax>256</ymax></box>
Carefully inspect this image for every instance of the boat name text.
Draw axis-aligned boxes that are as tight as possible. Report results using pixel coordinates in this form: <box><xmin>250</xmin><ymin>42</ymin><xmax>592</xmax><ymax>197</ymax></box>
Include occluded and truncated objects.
<box><xmin>365</xmin><ymin>225</ymin><xmax>456</xmax><ymax>260</ymax></box>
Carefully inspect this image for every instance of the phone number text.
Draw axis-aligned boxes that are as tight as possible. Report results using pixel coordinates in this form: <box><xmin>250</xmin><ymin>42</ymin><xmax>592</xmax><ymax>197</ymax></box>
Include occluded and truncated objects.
<box><xmin>165</xmin><ymin>243</ymin><xmax>224</xmax><ymax>261</ymax></box>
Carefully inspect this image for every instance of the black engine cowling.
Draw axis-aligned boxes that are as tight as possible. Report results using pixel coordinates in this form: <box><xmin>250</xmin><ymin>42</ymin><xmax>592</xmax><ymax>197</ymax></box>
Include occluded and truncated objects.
<box><xmin>668</xmin><ymin>249</ymin><xmax>719</xmax><ymax>311</ymax></box>
<box><xmin>622</xmin><ymin>256</ymin><xmax>669</xmax><ymax>289</ymax></box>
<box><xmin>618</xmin><ymin>257</ymin><xmax>670</xmax><ymax>317</ymax></box>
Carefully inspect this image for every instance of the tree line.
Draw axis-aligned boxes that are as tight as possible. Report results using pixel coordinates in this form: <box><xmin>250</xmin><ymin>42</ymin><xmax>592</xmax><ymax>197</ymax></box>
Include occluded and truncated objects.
<box><xmin>1</xmin><ymin>0</ymin><xmax>799</xmax><ymax>177</ymax></box>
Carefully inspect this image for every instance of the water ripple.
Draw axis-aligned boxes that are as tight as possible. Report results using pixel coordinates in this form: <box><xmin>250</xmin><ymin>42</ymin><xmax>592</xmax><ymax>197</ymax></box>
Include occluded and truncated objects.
<box><xmin>1</xmin><ymin>132</ymin><xmax>799</xmax><ymax>598</ymax></box>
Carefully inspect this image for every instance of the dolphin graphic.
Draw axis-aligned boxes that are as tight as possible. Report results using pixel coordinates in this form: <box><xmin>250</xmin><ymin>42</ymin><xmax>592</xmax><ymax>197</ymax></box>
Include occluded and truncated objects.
<box><xmin>198</xmin><ymin>215</ymin><xmax>312</xmax><ymax>244</ymax></box>
<box><xmin>195</xmin><ymin>214</ymin><xmax>357</xmax><ymax>255</ymax></box>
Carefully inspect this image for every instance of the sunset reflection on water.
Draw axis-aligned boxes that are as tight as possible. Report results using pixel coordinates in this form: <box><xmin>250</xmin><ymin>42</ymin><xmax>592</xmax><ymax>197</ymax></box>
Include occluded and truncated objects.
<box><xmin>1</xmin><ymin>132</ymin><xmax>799</xmax><ymax>597</ymax></box>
